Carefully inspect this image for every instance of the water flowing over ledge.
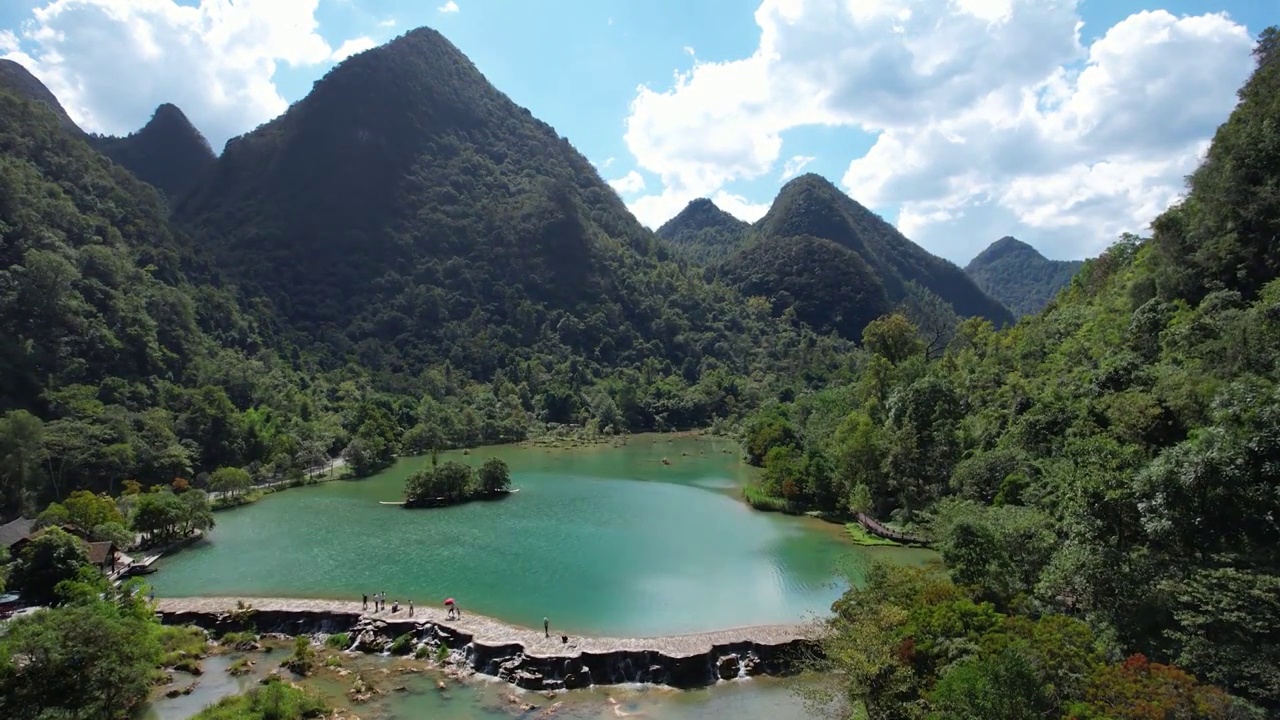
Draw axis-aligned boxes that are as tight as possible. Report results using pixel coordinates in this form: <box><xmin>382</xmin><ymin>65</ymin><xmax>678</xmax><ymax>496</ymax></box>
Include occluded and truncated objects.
<box><xmin>157</xmin><ymin>597</ymin><xmax>821</xmax><ymax>691</ymax></box>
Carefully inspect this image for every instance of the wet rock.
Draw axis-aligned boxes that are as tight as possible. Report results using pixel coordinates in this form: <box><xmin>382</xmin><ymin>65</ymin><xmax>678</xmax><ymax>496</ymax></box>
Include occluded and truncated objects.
<box><xmin>717</xmin><ymin>654</ymin><xmax>740</xmax><ymax>680</ymax></box>
<box><xmin>513</xmin><ymin>669</ymin><xmax>545</xmax><ymax>689</ymax></box>
<box><xmin>742</xmin><ymin>652</ymin><xmax>762</xmax><ymax>676</ymax></box>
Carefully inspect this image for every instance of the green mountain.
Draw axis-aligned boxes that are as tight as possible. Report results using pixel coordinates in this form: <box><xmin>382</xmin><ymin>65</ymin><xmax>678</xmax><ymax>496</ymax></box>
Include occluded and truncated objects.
<box><xmin>720</xmin><ymin>234</ymin><xmax>891</xmax><ymax>339</ymax></box>
<box><xmin>0</xmin><ymin>59</ymin><xmax>81</xmax><ymax>133</ymax></box>
<box><xmin>655</xmin><ymin>198</ymin><xmax>750</xmax><ymax>263</ymax></box>
<box><xmin>91</xmin><ymin>103</ymin><xmax>216</xmax><ymax>201</ymax></box>
<box><xmin>172</xmin><ymin>27</ymin><xmax>849</xmax><ymax>424</ymax></box>
<box><xmin>719</xmin><ymin>174</ymin><xmax>1012</xmax><ymax>340</ymax></box>
<box><xmin>964</xmin><ymin>236</ymin><xmax>1084</xmax><ymax>316</ymax></box>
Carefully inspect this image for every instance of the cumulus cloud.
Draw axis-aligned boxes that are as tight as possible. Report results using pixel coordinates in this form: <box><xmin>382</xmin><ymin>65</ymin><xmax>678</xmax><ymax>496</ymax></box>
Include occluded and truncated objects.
<box><xmin>623</xmin><ymin>0</ymin><xmax>1255</xmax><ymax>260</ymax></box>
<box><xmin>438</xmin><ymin>1</ymin><xmax>459</xmax><ymax>14</ymax></box>
<box><xmin>331</xmin><ymin>36</ymin><xmax>377</xmax><ymax>63</ymax></box>
<box><xmin>608</xmin><ymin>170</ymin><xmax>646</xmax><ymax>195</ymax></box>
<box><xmin>1</xmin><ymin>0</ymin><xmax>377</xmax><ymax>152</ymax></box>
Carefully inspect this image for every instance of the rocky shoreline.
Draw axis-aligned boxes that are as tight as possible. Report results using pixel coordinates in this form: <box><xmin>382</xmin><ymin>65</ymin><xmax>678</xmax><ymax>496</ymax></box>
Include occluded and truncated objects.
<box><xmin>157</xmin><ymin>597</ymin><xmax>819</xmax><ymax>691</ymax></box>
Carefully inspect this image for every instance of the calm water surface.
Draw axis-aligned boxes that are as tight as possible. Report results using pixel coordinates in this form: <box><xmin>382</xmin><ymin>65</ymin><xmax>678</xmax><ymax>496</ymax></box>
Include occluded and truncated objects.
<box><xmin>152</xmin><ymin>434</ymin><xmax>934</xmax><ymax>636</ymax></box>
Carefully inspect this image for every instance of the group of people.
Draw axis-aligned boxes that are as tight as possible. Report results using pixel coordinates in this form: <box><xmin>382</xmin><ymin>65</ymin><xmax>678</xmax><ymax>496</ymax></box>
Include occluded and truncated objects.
<box><xmin>363</xmin><ymin>592</ymin><xmax>413</xmax><ymax>617</ymax></box>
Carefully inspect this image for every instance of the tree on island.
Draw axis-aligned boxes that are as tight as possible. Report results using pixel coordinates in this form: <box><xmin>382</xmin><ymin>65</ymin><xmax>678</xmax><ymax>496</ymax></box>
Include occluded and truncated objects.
<box><xmin>403</xmin><ymin>457</ymin><xmax>511</xmax><ymax>507</ymax></box>
<box><xmin>478</xmin><ymin>457</ymin><xmax>511</xmax><ymax>494</ymax></box>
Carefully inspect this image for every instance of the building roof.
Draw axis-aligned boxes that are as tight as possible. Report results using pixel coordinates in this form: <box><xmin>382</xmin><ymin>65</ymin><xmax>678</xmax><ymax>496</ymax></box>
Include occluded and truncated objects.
<box><xmin>86</xmin><ymin>541</ymin><xmax>116</xmax><ymax>566</ymax></box>
<box><xmin>0</xmin><ymin>518</ymin><xmax>35</xmax><ymax>549</ymax></box>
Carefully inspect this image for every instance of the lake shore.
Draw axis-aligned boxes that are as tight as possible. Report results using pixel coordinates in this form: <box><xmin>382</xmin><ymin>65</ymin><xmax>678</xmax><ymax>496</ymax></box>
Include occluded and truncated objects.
<box><xmin>157</xmin><ymin>596</ymin><xmax>820</xmax><ymax>691</ymax></box>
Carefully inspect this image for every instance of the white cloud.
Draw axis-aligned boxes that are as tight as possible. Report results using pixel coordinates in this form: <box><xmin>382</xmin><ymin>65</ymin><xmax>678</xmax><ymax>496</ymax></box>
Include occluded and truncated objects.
<box><xmin>608</xmin><ymin>170</ymin><xmax>647</xmax><ymax>195</ymax></box>
<box><xmin>779</xmin><ymin>155</ymin><xmax>815</xmax><ymax>181</ymax></box>
<box><xmin>377</xmin><ymin>18</ymin><xmax>397</xmax><ymax>28</ymax></box>
<box><xmin>438</xmin><ymin>1</ymin><xmax>459</xmax><ymax>14</ymax></box>
<box><xmin>628</xmin><ymin>186</ymin><xmax>770</xmax><ymax>229</ymax></box>
<box><xmin>596</xmin><ymin>156</ymin><xmax>616</xmax><ymax>170</ymax></box>
<box><xmin>1</xmin><ymin>0</ymin><xmax>361</xmax><ymax>152</ymax></box>
<box><xmin>623</xmin><ymin>0</ymin><xmax>1255</xmax><ymax>261</ymax></box>
<box><xmin>683</xmin><ymin>46</ymin><xmax>696</xmax><ymax>56</ymax></box>
<box><xmin>331</xmin><ymin>36</ymin><xmax>377</xmax><ymax>63</ymax></box>
<box><xmin>0</xmin><ymin>30</ymin><xmax>19</xmax><ymax>53</ymax></box>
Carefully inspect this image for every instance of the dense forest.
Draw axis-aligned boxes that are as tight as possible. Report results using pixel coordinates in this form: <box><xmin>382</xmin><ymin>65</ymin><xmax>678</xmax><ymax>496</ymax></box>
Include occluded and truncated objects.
<box><xmin>965</xmin><ymin>236</ymin><xmax>1085</xmax><ymax>316</ymax></box>
<box><xmin>745</xmin><ymin>28</ymin><xmax>1280</xmax><ymax>717</ymax></box>
<box><xmin>655</xmin><ymin>198</ymin><xmax>751</xmax><ymax>264</ymax></box>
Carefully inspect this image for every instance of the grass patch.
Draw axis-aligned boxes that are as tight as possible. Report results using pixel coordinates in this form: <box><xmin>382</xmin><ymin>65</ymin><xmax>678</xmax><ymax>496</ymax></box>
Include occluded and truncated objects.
<box><xmin>324</xmin><ymin>655</ymin><xmax>342</xmax><ymax>668</ymax></box>
<box><xmin>219</xmin><ymin>631</ymin><xmax>260</xmax><ymax>651</ymax></box>
<box><xmin>413</xmin><ymin>644</ymin><xmax>433</xmax><ymax>660</ymax></box>
<box><xmin>742</xmin><ymin>485</ymin><xmax>800</xmax><ymax>514</ymax></box>
<box><xmin>388</xmin><ymin>633</ymin><xmax>414</xmax><ymax>656</ymax></box>
<box><xmin>227</xmin><ymin>657</ymin><xmax>254</xmax><ymax>676</ymax></box>
<box><xmin>845</xmin><ymin>523</ymin><xmax>902</xmax><ymax>547</ymax></box>
<box><xmin>159</xmin><ymin>625</ymin><xmax>207</xmax><ymax>668</ymax></box>
<box><xmin>191</xmin><ymin>678</ymin><xmax>328</xmax><ymax>720</ymax></box>
<box><xmin>435</xmin><ymin>645</ymin><xmax>449</xmax><ymax>663</ymax></box>
<box><xmin>324</xmin><ymin>632</ymin><xmax>350</xmax><ymax>649</ymax></box>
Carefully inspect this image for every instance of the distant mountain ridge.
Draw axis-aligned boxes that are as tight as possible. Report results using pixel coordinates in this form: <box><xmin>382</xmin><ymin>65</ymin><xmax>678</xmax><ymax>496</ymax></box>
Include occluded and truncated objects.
<box><xmin>92</xmin><ymin>103</ymin><xmax>216</xmax><ymax>200</ymax></box>
<box><xmin>965</xmin><ymin>236</ymin><xmax>1084</xmax><ymax>316</ymax></box>
<box><xmin>656</xmin><ymin>198</ymin><xmax>750</xmax><ymax>263</ymax></box>
<box><xmin>716</xmin><ymin>174</ymin><xmax>1013</xmax><ymax>340</ymax></box>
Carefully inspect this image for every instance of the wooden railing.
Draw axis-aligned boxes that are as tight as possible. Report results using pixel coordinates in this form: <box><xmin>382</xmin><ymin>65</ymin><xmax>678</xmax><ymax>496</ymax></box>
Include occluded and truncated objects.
<box><xmin>854</xmin><ymin>512</ymin><xmax>931</xmax><ymax>546</ymax></box>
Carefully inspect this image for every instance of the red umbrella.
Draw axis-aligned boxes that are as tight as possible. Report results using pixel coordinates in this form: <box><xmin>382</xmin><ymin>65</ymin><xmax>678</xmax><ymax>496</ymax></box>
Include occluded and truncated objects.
<box><xmin>444</xmin><ymin>598</ymin><xmax>455</xmax><ymax>605</ymax></box>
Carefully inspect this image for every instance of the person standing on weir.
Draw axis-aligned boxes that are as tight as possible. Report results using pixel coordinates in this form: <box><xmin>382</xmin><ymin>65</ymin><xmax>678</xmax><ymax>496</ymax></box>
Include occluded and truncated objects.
<box><xmin>362</xmin><ymin>593</ymin><xmax>368</xmax><ymax>611</ymax></box>
<box><xmin>544</xmin><ymin>616</ymin><xmax>550</xmax><ymax>637</ymax></box>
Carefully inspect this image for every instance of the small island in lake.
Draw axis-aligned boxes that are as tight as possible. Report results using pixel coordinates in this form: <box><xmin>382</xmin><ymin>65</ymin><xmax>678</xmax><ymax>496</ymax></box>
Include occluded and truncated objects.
<box><xmin>403</xmin><ymin>457</ymin><xmax>515</xmax><ymax>508</ymax></box>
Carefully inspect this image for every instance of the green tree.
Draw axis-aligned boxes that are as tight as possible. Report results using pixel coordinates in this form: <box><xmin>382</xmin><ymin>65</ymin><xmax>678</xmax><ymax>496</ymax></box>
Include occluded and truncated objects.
<box><xmin>8</xmin><ymin>527</ymin><xmax>91</xmax><ymax>606</ymax></box>
<box><xmin>478</xmin><ymin>457</ymin><xmax>511</xmax><ymax>494</ymax></box>
<box><xmin>130</xmin><ymin>491</ymin><xmax>186</xmax><ymax>545</ymax></box>
<box><xmin>0</xmin><ymin>410</ymin><xmax>47</xmax><ymax>517</ymax></box>
<box><xmin>209</xmin><ymin>466</ymin><xmax>252</xmax><ymax>499</ymax></box>
<box><xmin>863</xmin><ymin>313</ymin><xmax>924</xmax><ymax>364</ymax></box>
<box><xmin>0</xmin><ymin>600</ymin><xmax>162</xmax><ymax>720</ymax></box>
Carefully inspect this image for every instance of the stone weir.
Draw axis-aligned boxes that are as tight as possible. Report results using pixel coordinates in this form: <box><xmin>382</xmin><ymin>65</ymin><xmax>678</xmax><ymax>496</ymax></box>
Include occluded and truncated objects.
<box><xmin>157</xmin><ymin>597</ymin><xmax>820</xmax><ymax>691</ymax></box>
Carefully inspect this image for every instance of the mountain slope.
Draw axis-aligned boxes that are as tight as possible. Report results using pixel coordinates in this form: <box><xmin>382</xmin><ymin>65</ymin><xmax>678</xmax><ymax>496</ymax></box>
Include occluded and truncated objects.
<box><xmin>0</xmin><ymin>59</ymin><xmax>81</xmax><ymax>133</ymax></box>
<box><xmin>964</xmin><ymin>236</ymin><xmax>1083</xmax><ymax>316</ymax></box>
<box><xmin>720</xmin><ymin>235</ymin><xmax>891</xmax><ymax>339</ymax></box>
<box><xmin>655</xmin><ymin>198</ymin><xmax>750</xmax><ymax>264</ymax></box>
<box><xmin>92</xmin><ymin>104</ymin><xmax>216</xmax><ymax>200</ymax></box>
<box><xmin>723</xmin><ymin>174</ymin><xmax>1013</xmax><ymax>339</ymax></box>
<box><xmin>174</xmin><ymin>27</ymin><xmax>849</xmax><ymax>411</ymax></box>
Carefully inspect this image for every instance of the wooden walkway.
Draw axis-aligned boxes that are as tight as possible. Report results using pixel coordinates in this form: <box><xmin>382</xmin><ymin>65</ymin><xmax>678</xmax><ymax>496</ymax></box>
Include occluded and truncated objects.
<box><xmin>155</xmin><ymin>596</ymin><xmax>815</xmax><ymax>659</ymax></box>
<box><xmin>853</xmin><ymin>512</ymin><xmax>930</xmax><ymax>546</ymax></box>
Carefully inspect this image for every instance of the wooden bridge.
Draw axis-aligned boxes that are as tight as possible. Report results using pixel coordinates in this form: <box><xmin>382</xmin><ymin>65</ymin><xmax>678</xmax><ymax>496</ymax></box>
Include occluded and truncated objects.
<box><xmin>853</xmin><ymin>512</ymin><xmax>931</xmax><ymax>546</ymax></box>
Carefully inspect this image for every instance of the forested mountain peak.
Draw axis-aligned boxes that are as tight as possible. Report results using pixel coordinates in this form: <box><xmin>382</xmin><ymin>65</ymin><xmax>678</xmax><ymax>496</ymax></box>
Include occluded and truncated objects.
<box><xmin>655</xmin><ymin>198</ymin><xmax>750</xmax><ymax>263</ymax></box>
<box><xmin>91</xmin><ymin>102</ymin><xmax>216</xmax><ymax>201</ymax></box>
<box><xmin>170</xmin><ymin>25</ymin><xmax>851</xmax><ymax>426</ymax></box>
<box><xmin>964</xmin><ymin>235</ymin><xmax>1084</xmax><ymax>316</ymax></box>
<box><xmin>970</xmin><ymin>235</ymin><xmax>1035</xmax><ymax>262</ymax></box>
<box><xmin>0</xmin><ymin>59</ymin><xmax>80</xmax><ymax>133</ymax></box>
<box><xmin>732</xmin><ymin>172</ymin><xmax>1013</xmax><ymax>335</ymax></box>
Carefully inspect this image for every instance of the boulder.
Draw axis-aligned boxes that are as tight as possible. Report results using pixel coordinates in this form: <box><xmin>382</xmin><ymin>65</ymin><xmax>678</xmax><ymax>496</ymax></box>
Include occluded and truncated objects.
<box><xmin>717</xmin><ymin>654</ymin><xmax>740</xmax><ymax>680</ymax></box>
<box><xmin>513</xmin><ymin>669</ymin><xmax>546</xmax><ymax>689</ymax></box>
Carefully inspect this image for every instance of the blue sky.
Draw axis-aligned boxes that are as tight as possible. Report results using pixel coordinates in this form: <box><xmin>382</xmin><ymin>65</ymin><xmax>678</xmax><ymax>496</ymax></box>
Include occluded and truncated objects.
<box><xmin>0</xmin><ymin>0</ymin><xmax>1270</xmax><ymax>262</ymax></box>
